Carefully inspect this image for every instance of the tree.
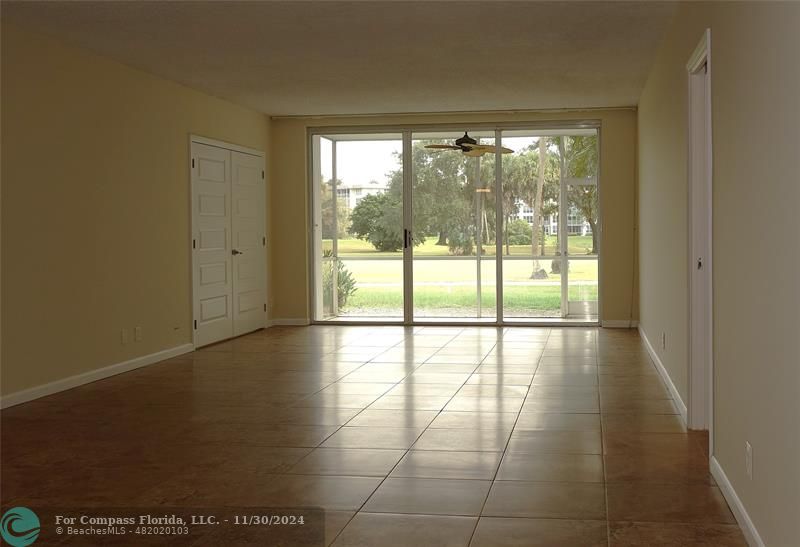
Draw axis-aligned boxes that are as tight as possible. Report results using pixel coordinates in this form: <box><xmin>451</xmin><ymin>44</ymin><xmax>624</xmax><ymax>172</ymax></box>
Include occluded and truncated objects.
<box><xmin>560</xmin><ymin>135</ymin><xmax>599</xmax><ymax>254</ymax></box>
<box><xmin>531</xmin><ymin>137</ymin><xmax>548</xmax><ymax>274</ymax></box>
<box><xmin>386</xmin><ymin>140</ymin><xmax>477</xmax><ymax>255</ymax></box>
<box><xmin>508</xmin><ymin>138</ymin><xmax>559</xmax><ymax>277</ymax></box>
<box><xmin>348</xmin><ymin>193</ymin><xmax>404</xmax><ymax>251</ymax></box>
<box><xmin>320</xmin><ymin>179</ymin><xmax>350</xmax><ymax>239</ymax></box>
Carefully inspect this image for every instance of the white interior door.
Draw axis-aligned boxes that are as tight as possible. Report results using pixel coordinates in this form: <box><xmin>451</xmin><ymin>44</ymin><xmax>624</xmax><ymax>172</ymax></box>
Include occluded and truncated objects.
<box><xmin>231</xmin><ymin>150</ymin><xmax>267</xmax><ymax>336</ymax></box>
<box><xmin>688</xmin><ymin>30</ymin><xmax>712</xmax><ymax>432</ymax></box>
<box><xmin>192</xmin><ymin>140</ymin><xmax>266</xmax><ymax>346</ymax></box>
<box><xmin>192</xmin><ymin>142</ymin><xmax>234</xmax><ymax>346</ymax></box>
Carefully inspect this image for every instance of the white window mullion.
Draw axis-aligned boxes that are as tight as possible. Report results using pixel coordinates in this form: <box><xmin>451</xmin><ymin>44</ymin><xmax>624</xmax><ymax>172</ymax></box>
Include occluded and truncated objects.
<box><xmin>495</xmin><ymin>129</ymin><xmax>504</xmax><ymax>325</ymax></box>
<box><xmin>402</xmin><ymin>130</ymin><xmax>413</xmax><ymax>324</ymax></box>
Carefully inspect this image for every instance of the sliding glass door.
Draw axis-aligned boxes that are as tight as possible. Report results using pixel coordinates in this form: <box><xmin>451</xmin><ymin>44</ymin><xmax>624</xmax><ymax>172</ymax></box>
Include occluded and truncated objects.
<box><xmin>498</xmin><ymin>129</ymin><xmax>599</xmax><ymax>321</ymax></box>
<box><xmin>311</xmin><ymin>133</ymin><xmax>404</xmax><ymax>319</ymax></box>
<box><xmin>311</xmin><ymin>126</ymin><xmax>599</xmax><ymax>324</ymax></box>
<box><xmin>411</xmin><ymin>131</ymin><xmax>496</xmax><ymax>320</ymax></box>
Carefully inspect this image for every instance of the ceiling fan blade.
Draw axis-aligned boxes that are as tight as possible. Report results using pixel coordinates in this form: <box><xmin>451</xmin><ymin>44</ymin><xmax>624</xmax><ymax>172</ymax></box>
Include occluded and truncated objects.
<box><xmin>464</xmin><ymin>149</ymin><xmax>486</xmax><ymax>157</ymax></box>
<box><xmin>461</xmin><ymin>144</ymin><xmax>515</xmax><ymax>154</ymax></box>
<box><xmin>424</xmin><ymin>144</ymin><xmax>460</xmax><ymax>149</ymax></box>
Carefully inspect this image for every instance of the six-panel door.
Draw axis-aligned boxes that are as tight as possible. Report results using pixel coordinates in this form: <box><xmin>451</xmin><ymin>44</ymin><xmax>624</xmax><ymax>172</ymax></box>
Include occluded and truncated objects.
<box><xmin>192</xmin><ymin>141</ymin><xmax>266</xmax><ymax>346</ymax></box>
<box><xmin>231</xmin><ymin>151</ymin><xmax>267</xmax><ymax>337</ymax></box>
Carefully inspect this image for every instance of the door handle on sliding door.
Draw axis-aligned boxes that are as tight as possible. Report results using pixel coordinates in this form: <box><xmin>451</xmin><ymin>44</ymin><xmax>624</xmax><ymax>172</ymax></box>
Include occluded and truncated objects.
<box><xmin>403</xmin><ymin>229</ymin><xmax>412</xmax><ymax>249</ymax></box>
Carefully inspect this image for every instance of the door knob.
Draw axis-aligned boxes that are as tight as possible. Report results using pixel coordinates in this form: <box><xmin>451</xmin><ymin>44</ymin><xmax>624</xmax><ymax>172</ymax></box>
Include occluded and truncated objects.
<box><xmin>232</xmin><ymin>249</ymin><xmax>244</xmax><ymax>256</ymax></box>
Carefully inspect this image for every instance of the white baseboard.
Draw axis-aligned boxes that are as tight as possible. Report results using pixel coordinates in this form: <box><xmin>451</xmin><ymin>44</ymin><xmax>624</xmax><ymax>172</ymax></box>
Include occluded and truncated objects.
<box><xmin>710</xmin><ymin>456</ymin><xmax>765</xmax><ymax>547</ymax></box>
<box><xmin>0</xmin><ymin>343</ymin><xmax>194</xmax><ymax>409</ymax></box>
<box><xmin>269</xmin><ymin>318</ymin><xmax>310</xmax><ymax>326</ymax></box>
<box><xmin>638</xmin><ymin>325</ymin><xmax>688</xmax><ymax>425</ymax></box>
<box><xmin>602</xmin><ymin>319</ymin><xmax>639</xmax><ymax>328</ymax></box>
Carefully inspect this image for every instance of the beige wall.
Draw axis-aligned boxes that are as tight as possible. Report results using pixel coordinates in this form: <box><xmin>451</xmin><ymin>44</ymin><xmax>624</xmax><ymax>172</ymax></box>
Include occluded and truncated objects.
<box><xmin>270</xmin><ymin>109</ymin><xmax>638</xmax><ymax>323</ymax></box>
<box><xmin>1</xmin><ymin>24</ymin><xmax>270</xmax><ymax>396</ymax></box>
<box><xmin>638</xmin><ymin>3</ymin><xmax>800</xmax><ymax>544</ymax></box>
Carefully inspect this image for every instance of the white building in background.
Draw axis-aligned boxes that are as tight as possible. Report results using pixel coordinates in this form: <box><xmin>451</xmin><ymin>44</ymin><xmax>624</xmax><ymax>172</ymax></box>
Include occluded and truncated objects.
<box><xmin>516</xmin><ymin>200</ymin><xmax>592</xmax><ymax>236</ymax></box>
<box><xmin>335</xmin><ymin>179</ymin><xmax>387</xmax><ymax>210</ymax></box>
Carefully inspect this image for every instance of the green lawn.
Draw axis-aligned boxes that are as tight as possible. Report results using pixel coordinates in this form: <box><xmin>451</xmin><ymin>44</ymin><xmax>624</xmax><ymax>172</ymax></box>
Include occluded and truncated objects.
<box><xmin>342</xmin><ymin>284</ymin><xmax>597</xmax><ymax>317</ymax></box>
<box><xmin>323</xmin><ymin>236</ymin><xmax>596</xmax><ymax>257</ymax></box>
<box><xmin>338</xmin><ymin>257</ymin><xmax>598</xmax><ymax>282</ymax></box>
<box><xmin>321</xmin><ymin>238</ymin><xmax>598</xmax><ymax>316</ymax></box>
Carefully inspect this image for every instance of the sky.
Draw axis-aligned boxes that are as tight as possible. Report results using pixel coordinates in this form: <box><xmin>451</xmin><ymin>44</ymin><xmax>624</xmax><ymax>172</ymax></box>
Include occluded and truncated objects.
<box><xmin>320</xmin><ymin>139</ymin><xmax>402</xmax><ymax>187</ymax></box>
<box><xmin>320</xmin><ymin>136</ymin><xmax>540</xmax><ymax>188</ymax></box>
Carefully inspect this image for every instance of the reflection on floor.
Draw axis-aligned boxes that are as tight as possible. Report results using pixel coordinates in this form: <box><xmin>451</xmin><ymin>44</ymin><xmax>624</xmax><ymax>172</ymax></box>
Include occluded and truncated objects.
<box><xmin>1</xmin><ymin>326</ymin><xmax>745</xmax><ymax>546</ymax></box>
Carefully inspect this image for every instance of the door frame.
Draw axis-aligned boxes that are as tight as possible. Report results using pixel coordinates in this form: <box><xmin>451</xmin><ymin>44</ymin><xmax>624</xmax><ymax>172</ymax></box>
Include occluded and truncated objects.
<box><xmin>189</xmin><ymin>135</ymin><xmax>267</xmax><ymax>348</ymax></box>
<box><xmin>306</xmin><ymin>121</ymin><xmax>602</xmax><ymax>326</ymax></box>
<box><xmin>686</xmin><ymin>30</ymin><xmax>714</xmax><ymax>439</ymax></box>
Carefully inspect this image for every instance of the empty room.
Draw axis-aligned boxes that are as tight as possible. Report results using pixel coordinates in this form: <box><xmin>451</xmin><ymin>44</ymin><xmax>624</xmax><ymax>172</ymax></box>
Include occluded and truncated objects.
<box><xmin>1</xmin><ymin>1</ymin><xmax>798</xmax><ymax>546</ymax></box>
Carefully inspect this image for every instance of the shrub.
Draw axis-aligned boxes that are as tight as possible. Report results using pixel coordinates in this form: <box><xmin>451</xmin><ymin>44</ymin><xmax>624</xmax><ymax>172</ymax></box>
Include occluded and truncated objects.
<box><xmin>322</xmin><ymin>250</ymin><xmax>358</xmax><ymax>308</ymax></box>
<box><xmin>447</xmin><ymin>226</ymin><xmax>474</xmax><ymax>256</ymax></box>
<box><xmin>349</xmin><ymin>193</ymin><xmax>404</xmax><ymax>252</ymax></box>
<box><xmin>507</xmin><ymin>219</ymin><xmax>532</xmax><ymax>245</ymax></box>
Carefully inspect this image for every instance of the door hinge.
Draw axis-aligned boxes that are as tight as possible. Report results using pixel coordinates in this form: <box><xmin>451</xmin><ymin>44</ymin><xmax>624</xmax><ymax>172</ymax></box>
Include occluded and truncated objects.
<box><xmin>192</xmin><ymin>158</ymin><xmax>195</xmax><ymax>168</ymax></box>
<box><xmin>262</xmin><ymin>236</ymin><xmax>266</xmax><ymax>246</ymax></box>
<box><xmin>192</xmin><ymin>239</ymin><xmax>196</xmax><ymax>249</ymax></box>
<box><xmin>193</xmin><ymin>320</ymin><xmax>197</xmax><ymax>330</ymax></box>
<box><xmin>261</xmin><ymin>170</ymin><xmax>265</xmax><ymax>180</ymax></box>
<box><xmin>697</xmin><ymin>257</ymin><xmax>703</xmax><ymax>270</ymax></box>
<box><xmin>264</xmin><ymin>303</ymin><xmax>267</xmax><ymax>312</ymax></box>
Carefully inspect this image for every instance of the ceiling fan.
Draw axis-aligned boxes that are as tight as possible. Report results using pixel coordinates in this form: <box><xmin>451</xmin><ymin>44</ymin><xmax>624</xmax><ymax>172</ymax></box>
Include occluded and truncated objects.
<box><xmin>425</xmin><ymin>132</ymin><xmax>514</xmax><ymax>157</ymax></box>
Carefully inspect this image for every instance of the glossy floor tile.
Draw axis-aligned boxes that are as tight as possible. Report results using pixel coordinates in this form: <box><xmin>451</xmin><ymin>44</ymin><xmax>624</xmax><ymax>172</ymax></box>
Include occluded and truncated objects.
<box><xmin>363</xmin><ymin>477</ymin><xmax>491</xmax><ymax>516</ymax></box>
<box><xmin>0</xmin><ymin>326</ymin><xmax>746</xmax><ymax>546</ymax></box>
<box><xmin>472</xmin><ymin>517</ymin><xmax>608</xmax><ymax>547</ymax></box>
<box><xmin>332</xmin><ymin>512</ymin><xmax>477</xmax><ymax>547</ymax></box>
<box><xmin>391</xmin><ymin>450</ymin><xmax>503</xmax><ymax>480</ymax></box>
<box><xmin>483</xmin><ymin>480</ymin><xmax>607</xmax><ymax>519</ymax></box>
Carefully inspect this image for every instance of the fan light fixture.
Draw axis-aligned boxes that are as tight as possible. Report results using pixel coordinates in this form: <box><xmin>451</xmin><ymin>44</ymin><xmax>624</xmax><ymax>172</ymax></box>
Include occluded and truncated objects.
<box><xmin>424</xmin><ymin>132</ymin><xmax>513</xmax><ymax>157</ymax></box>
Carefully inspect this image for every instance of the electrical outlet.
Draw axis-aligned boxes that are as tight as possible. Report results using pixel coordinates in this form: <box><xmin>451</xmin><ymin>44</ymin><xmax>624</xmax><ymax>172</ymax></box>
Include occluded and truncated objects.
<box><xmin>661</xmin><ymin>332</ymin><xmax>666</xmax><ymax>350</ymax></box>
<box><xmin>120</xmin><ymin>329</ymin><xmax>129</xmax><ymax>345</ymax></box>
<box><xmin>745</xmin><ymin>441</ymin><xmax>753</xmax><ymax>479</ymax></box>
<box><xmin>134</xmin><ymin>326</ymin><xmax>143</xmax><ymax>342</ymax></box>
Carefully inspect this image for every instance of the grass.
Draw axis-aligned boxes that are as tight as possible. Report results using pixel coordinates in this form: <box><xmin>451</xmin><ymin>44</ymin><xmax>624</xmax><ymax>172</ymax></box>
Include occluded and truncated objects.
<box><xmin>330</xmin><ymin>282</ymin><xmax>597</xmax><ymax>316</ymax></box>
<box><xmin>338</xmin><ymin>257</ymin><xmax>598</xmax><ymax>282</ymax></box>
<box><xmin>323</xmin><ymin>236</ymin><xmax>596</xmax><ymax>257</ymax></box>
<box><xmin>321</xmin><ymin>238</ymin><xmax>599</xmax><ymax>316</ymax></box>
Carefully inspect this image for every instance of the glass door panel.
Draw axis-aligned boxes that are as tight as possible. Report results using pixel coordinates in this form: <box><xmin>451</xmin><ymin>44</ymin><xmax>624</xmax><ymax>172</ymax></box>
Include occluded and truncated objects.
<box><xmin>562</xmin><ymin>133</ymin><xmax>599</xmax><ymax>319</ymax></box>
<box><xmin>500</xmin><ymin>132</ymin><xmax>562</xmax><ymax>318</ymax></box>
<box><xmin>411</xmin><ymin>131</ymin><xmax>496</xmax><ymax>320</ymax></box>
<box><xmin>567</xmin><ymin>259</ymin><xmax>598</xmax><ymax>317</ymax></box>
<box><xmin>312</xmin><ymin>134</ymin><xmax>404</xmax><ymax>321</ymax></box>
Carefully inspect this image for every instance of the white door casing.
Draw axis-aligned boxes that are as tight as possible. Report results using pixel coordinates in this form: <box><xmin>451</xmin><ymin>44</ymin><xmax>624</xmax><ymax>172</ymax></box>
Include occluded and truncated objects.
<box><xmin>231</xmin><ymin>150</ymin><xmax>267</xmax><ymax>336</ymax></box>
<box><xmin>192</xmin><ymin>142</ymin><xmax>234</xmax><ymax>346</ymax></box>
<box><xmin>687</xmin><ymin>29</ymin><xmax>713</xmax><ymax>434</ymax></box>
<box><xmin>191</xmin><ymin>138</ymin><xmax>266</xmax><ymax>347</ymax></box>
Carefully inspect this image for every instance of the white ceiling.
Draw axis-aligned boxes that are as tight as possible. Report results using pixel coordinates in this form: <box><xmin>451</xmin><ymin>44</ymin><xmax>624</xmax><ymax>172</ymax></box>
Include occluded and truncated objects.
<box><xmin>3</xmin><ymin>1</ymin><xmax>677</xmax><ymax>117</ymax></box>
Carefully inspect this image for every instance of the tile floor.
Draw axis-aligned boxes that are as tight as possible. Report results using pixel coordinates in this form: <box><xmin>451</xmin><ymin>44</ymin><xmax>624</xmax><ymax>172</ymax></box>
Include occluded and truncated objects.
<box><xmin>1</xmin><ymin>326</ymin><xmax>747</xmax><ymax>546</ymax></box>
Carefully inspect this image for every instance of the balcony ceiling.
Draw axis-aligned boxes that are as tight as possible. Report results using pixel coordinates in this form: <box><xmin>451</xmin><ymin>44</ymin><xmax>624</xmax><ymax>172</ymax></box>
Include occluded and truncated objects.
<box><xmin>3</xmin><ymin>1</ymin><xmax>677</xmax><ymax>116</ymax></box>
